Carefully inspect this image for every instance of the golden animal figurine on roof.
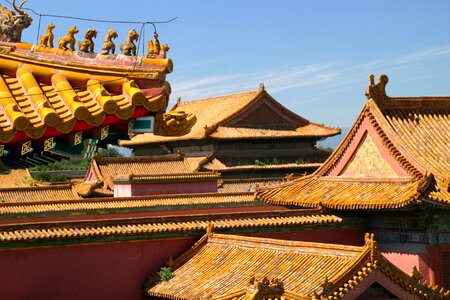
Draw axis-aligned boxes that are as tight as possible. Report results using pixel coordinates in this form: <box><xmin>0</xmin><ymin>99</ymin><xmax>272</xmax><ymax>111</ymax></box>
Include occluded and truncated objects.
<box><xmin>78</xmin><ymin>28</ymin><xmax>98</xmax><ymax>53</ymax></box>
<box><xmin>154</xmin><ymin>111</ymin><xmax>197</xmax><ymax>136</ymax></box>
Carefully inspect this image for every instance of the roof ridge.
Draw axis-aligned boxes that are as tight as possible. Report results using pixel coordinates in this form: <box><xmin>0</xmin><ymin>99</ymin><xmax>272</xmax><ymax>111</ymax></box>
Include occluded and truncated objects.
<box><xmin>177</xmin><ymin>90</ymin><xmax>259</xmax><ymax>106</ymax></box>
<box><xmin>366</xmin><ymin>99</ymin><xmax>423</xmax><ymax>179</ymax></box>
<box><xmin>0</xmin><ymin>184</ymin><xmax>72</xmax><ymax>191</ymax></box>
<box><xmin>315</xmin><ymin>101</ymin><xmax>370</xmax><ymax>177</ymax></box>
<box><xmin>95</xmin><ymin>154</ymin><xmax>182</xmax><ymax>164</ymax></box>
<box><xmin>209</xmin><ymin>233</ymin><xmax>364</xmax><ymax>253</ymax></box>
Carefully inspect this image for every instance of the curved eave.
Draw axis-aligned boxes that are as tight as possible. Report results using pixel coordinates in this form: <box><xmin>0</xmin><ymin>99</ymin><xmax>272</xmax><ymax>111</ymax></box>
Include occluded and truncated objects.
<box><xmin>0</xmin><ymin>47</ymin><xmax>172</xmax><ymax>143</ymax></box>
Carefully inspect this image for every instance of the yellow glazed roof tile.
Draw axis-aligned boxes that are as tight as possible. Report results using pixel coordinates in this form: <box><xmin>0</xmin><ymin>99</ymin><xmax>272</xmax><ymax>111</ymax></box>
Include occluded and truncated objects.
<box><xmin>258</xmin><ymin>76</ymin><xmax>450</xmax><ymax>209</ymax></box>
<box><xmin>0</xmin><ymin>184</ymin><xmax>80</xmax><ymax>203</ymax></box>
<box><xmin>121</xmin><ymin>88</ymin><xmax>340</xmax><ymax>146</ymax></box>
<box><xmin>0</xmin><ymin>210</ymin><xmax>344</xmax><ymax>241</ymax></box>
<box><xmin>146</xmin><ymin>233</ymin><xmax>449</xmax><ymax>299</ymax></box>
<box><xmin>0</xmin><ymin>192</ymin><xmax>256</xmax><ymax>215</ymax></box>
<box><xmin>0</xmin><ymin>40</ymin><xmax>172</xmax><ymax>143</ymax></box>
<box><xmin>89</xmin><ymin>154</ymin><xmax>209</xmax><ymax>189</ymax></box>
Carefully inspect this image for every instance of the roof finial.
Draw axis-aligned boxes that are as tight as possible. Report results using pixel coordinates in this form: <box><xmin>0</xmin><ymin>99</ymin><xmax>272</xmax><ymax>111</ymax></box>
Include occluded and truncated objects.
<box><xmin>321</xmin><ymin>276</ymin><xmax>333</xmax><ymax>291</ymax></box>
<box><xmin>365</xmin><ymin>74</ymin><xmax>389</xmax><ymax>102</ymax></box>
<box><xmin>177</xmin><ymin>96</ymin><xmax>181</xmax><ymax>105</ymax></box>
<box><xmin>364</xmin><ymin>233</ymin><xmax>378</xmax><ymax>262</ymax></box>
<box><xmin>206</xmin><ymin>222</ymin><xmax>215</xmax><ymax>237</ymax></box>
<box><xmin>177</xmin><ymin>149</ymin><xmax>185</xmax><ymax>159</ymax></box>
<box><xmin>411</xmin><ymin>266</ymin><xmax>424</xmax><ymax>283</ymax></box>
<box><xmin>259</xmin><ymin>82</ymin><xmax>265</xmax><ymax>91</ymax></box>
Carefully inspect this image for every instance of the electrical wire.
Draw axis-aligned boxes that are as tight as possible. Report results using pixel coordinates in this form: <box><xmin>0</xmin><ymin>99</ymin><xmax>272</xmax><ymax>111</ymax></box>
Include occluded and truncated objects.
<box><xmin>4</xmin><ymin>0</ymin><xmax>177</xmax><ymax>33</ymax></box>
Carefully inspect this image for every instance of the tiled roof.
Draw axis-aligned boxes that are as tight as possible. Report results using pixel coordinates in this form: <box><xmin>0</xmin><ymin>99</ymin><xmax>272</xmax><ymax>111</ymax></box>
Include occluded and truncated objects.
<box><xmin>204</xmin><ymin>159</ymin><xmax>322</xmax><ymax>172</ymax></box>
<box><xmin>0</xmin><ymin>41</ymin><xmax>171</xmax><ymax>143</ymax></box>
<box><xmin>210</xmin><ymin>124</ymin><xmax>339</xmax><ymax>139</ymax></box>
<box><xmin>146</xmin><ymin>233</ymin><xmax>449</xmax><ymax>300</ymax></box>
<box><xmin>258</xmin><ymin>89</ymin><xmax>450</xmax><ymax>209</ymax></box>
<box><xmin>0</xmin><ymin>209</ymin><xmax>344</xmax><ymax>243</ymax></box>
<box><xmin>0</xmin><ymin>184</ymin><xmax>79</xmax><ymax>203</ymax></box>
<box><xmin>89</xmin><ymin>154</ymin><xmax>208</xmax><ymax>189</ymax></box>
<box><xmin>376</xmin><ymin>97</ymin><xmax>450</xmax><ymax>179</ymax></box>
<box><xmin>259</xmin><ymin>176</ymin><xmax>424</xmax><ymax>210</ymax></box>
<box><xmin>0</xmin><ymin>192</ymin><xmax>255</xmax><ymax>215</ymax></box>
<box><xmin>121</xmin><ymin>90</ymin><xmax>259</xmax><ymax>145</ymax></box>
<box><xmin>0</xmin><ymin>169</ymin><xmax>30</xmax><ymax>188</ymax></box>
<box><xmin>218</xmin><ymin>178</ymin><xmax>285</xmax><ymax>193</ymax></box>
<box><xmin>121</xmin><ymin>87</ymin><xmax>340</xmax><ymax>146</ymax></box>
<box><xmin>113</xmin><ymin>172</ymin><xmax>220</xmax><ymax>183</ymax></box>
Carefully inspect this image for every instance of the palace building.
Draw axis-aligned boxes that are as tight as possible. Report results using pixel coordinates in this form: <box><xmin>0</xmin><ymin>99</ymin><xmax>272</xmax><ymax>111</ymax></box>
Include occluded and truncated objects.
<box><xmin>258</xmin><ymin>74</ymin><xmax>450</xmax><ymax>289</ymax></box>
<box><xmin>0</xmin><ymin>2</ymin><xmax>449</xmax><ymax>299</ymax></box>
<box><xmin>121</xmin><ymin>85</ymin><xmax>340</xmax><ymax>178</ymax></box>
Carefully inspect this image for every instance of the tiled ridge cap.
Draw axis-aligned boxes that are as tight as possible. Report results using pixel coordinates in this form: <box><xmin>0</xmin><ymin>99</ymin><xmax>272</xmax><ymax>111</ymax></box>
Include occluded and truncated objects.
<box><xmin>175</xmin><ymin>90</ymin><xmax>259</xmax><ymax>106</ymax></box>
<box><xmin>0</xmin><ymin>210</ymin><xmax>346</xmax><ymax>242</ymax></box>
<box><xmin>11</xmin><ymin>42</ymin><xmax>172</xmax><ymax>72</ymax></box>
<box><xmin>94</xmin><ymin>154</ymin><xmax>183</xmax><ymax>164</ymax></box>
<box><xmin>325</xmin><ymin>254</ymin><xmax>450</xmax><ymax>299</ymax></box>
<box><xmin>315</xmin><ymin>102</ymin><xmax>370</xmax><ymax>177</ymax></box>
<box><xmin>0</xmin><ymin>192</ymin><xmax>256</xmax><ymax>215</ymax></box>
<box><xmin>215</xmin><ymin>163</ymin><xmax>322</xmax><ymax>171</ymax></box>
<box><xmin>0</xmin><ymin>183</ymin><xmax>73</xmax><ymax>192</ymax></box>
<box><xmin>222</xmin><ymin>177</ymin><xmax>285</xmax><ymax>183</ymax></box>
<box><xmin>112</xmin><ymin>172</ymin><xmax>221</xmax><ymax>182</ymax></box>
<box><xmin>384</xmin><ymin>96</ymin><xmax>450</xmax><ymax>109</ymax></box>
<box><xmin>0</xmin><ymin>191</ymin><xmax>255</xmax><ymax>207</ymax></box>
<box><xmin>0</xmin><ymin>208</ymin><xmax>331</xmax><ymax>230</ymax></box>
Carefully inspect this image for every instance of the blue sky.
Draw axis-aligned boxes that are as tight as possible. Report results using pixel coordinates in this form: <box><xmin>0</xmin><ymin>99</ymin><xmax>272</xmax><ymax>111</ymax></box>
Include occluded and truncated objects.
<box><xmin>13</xmin><ymin>0</ymin><xmax>450</xmax><ymax>127</ymax></box>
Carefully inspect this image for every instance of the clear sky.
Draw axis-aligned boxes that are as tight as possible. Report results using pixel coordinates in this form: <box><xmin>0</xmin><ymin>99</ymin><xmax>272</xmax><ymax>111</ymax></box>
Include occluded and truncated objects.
<box><xmin>12</xmin><ymin>0</ymin><xmax>450</xmax><ymax>127</ymax></box>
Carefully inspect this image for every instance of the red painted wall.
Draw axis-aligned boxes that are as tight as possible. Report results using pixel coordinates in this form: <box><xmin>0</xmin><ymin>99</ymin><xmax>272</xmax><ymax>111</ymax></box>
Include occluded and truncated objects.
<box><xmin>114</xmin><ymin>181</ymin><xmax>218</xmax><ymax>197</ymax></box>
<box><xmin>0</xmin><ymin>238</ymin><xmax>197</xmax><ymax>300</ymax></box>
<box><xmin>0</xmin><ymin>228</ymin><xmax>364</xmax><ymax>299</ymax></box>
<box><xmin>248</xmin><ymin>228</ymin><xmax>367</xmax><ymax>246</ymax></box>
<box><xmin>381</xmin><ymin>251</ymin><xmax>431</xmax><ymax>283</ymax></box>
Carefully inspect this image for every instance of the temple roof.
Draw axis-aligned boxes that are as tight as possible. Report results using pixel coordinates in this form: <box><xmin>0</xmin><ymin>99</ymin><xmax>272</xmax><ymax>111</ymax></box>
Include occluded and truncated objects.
<box><xmin>218</xmin><ymin>178</ymin><xmax>285</xmax><ymax>193</ymax></box>
<box><xmin>146</xmin><ymin>233</ymin><xmax>448</xmax><ymax>300</ymax></box>
<box><xmin>0</xmin><ymin>192</ymin><xmax>256</xmax><ymax>216</ymax></box>
<box><xmin>203</xmin><ymin>157</ymin><xmax>322</xmax><ymax>172</ymax></box>
<box><xmin>82</xmin><ymin>153</ymin><xmax>211</xmax><ymax>191</ymax></box>
<box><xmin>0</xmin><ymin>40</ymin><xmax>171</xmax><ymax>144</ymax></box>
<box><xmin>121</xmin><ymin>86</ymin><xmax>340</xmax><ymax>146</ymax></box>
<box><xmin>0</xmin><ymin>183</ymin><xmax>79</xmax><ymax>203</ymax></box>
<box><xmin>0</xmin><ymin>209</ymin><xmax>346</xmax><ymax>246</ymax></box>
<box><xmin>0</xmin><ymin>168</ymin><xmax>30</xmax><ymax>187</ymax></box>
<box><xmin>258</xmin><ymin>77</ymin><xmax>450</xmax><ymax>210</ymax></box>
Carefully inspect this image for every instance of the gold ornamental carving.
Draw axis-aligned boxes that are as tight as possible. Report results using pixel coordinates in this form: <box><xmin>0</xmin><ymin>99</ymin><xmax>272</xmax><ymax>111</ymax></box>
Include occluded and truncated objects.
<box><xmin>154</xmin><ymin>111</ymin><xmax>196</xmax><ymax>136</ymax></box>
<box><xmin>365</xmin><ymin>74</ymin><xmax>389</xmax><ymax>102</ymax></box>
<box><xmin>101</xmin><ymin>28</ymin><xmax>118</xmax><ymax>55</ymax></box>
<box><xmin>0</xmin><ymin>0</ymin><xmax>33</xmax><ymax>42</ymax></box>
<box><xmin>39</xmin><ymin>23</ymin><xmax>55</xmax><ymax>48</ymax></box>
<box><xmin>58</xmin><ymin>26</ymin><xmax>79</xmax><ymax>51</ymax></box>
